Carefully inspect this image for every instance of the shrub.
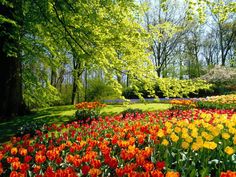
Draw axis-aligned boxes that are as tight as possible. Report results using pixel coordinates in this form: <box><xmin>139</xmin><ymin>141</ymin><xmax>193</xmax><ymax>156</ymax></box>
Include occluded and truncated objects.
<box><xmin>16</xmin><ymin>119</ymin><xmax>47</xmax><ymax>137</ymax></box>
<box><xmin>122</xmin><ymin>78</ymin><xmax>212</xmax><ymax>99</ymax></box>
<box><xmin>200</xmin><ymin>66</ymin><xmax>236</xmax><ymax>95</ymax></box>
<box><xmin>75</xmin><ymin>109</ymin><xmax>98</xmax><ymax>124</ymax></box>
<box><xmin>157</xmin><ymin>78</ymin><xmax>212</xmax><ymax>98</ymax></box>
<box><xmin>86</xmin><ymin>78</ymin><xmax>120</xmax><ymax>101</ymax></box>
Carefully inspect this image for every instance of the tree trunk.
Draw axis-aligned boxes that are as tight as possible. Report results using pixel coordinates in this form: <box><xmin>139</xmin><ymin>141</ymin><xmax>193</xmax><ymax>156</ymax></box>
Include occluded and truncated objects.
<box><xmin>219</xmin><ymin>24</ymin><xmax>226</xmax><ymax>66</ymax></box>
<box><xmin>0</xmin><ymin>56</ymin><xmax>24</xmax><ymax>117</ymax></box>
<box><xmin>0</xmin><ymin>1</ymin><xmax>25</xmax><ymax>117</ymax></box>
<box><xmin>84</xmin><ymin>69</ymin><xmax>88</xmax><ymax>101</ymax></box>
<box><xmin>50</xmin><ymin>69</ymin><xmax>57</xmax><ymax>87</ymax></box>
<box><xmin>71</xmin><ymin>77</ymin><xmax>77</xmax><ymax>105</ymax></box>
<box><xmin>126</xmin><ymin>74</ymin><xmax>129</xmax><ymax>87</ymax></box>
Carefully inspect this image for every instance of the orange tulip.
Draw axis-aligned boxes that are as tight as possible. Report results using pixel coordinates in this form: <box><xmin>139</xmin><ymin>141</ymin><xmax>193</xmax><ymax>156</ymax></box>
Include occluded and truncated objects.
<box><xmin>35</xmin><ymin>154</ymin><xmax>46</xmax><ymax>164</ymax></box>
<box><xmin>88</xmin><ymin>168</ymin><xmax>101</xmax><ymax>177</ymax></box>
<box><xmin>166</xmin><ymin>171</ymin><xmax>180</xmax><ymax>177</ymax></box>
<box><xmin>11</xmin><ymin>161</ymin><xmax>21</xmax><ymax>171</ymax></box>
<box><xmin>11</xmin><ymin>147</ymin><xmax>18</xmax><ymax>155</ymax></box>
<box><xmin>19</xmin><ymin>148</ymin><xmax>27</xmax><ymax>156</ymax></box>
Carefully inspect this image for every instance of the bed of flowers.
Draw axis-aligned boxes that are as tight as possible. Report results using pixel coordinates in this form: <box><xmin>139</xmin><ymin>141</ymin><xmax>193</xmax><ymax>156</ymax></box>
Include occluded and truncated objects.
<box><xmin>169</xmin><ymin>99</ymin><xmax>196</xmax><ymax>110</ymax></box>
<box><xmin>203</xmin><ymin>94</ymin><xmax>236</xmax><ymax>105</ymax></box>
<box><xmin>169</xmin><ymin>94</ymin><xmax>236</xmax><ymax>110</ymax></box>
<box><xmin>1</xmin><ymin>108</ymin><xmax>236</xmax><ymax>177</ymax></box>
<box><xmin>197</xmin><ymin>94</ymin><xmax>236</xmax><ymax>110</ymax></box>
<box><xmin>75</xmin><ymin>102</ymin><xmax>106</xmax><ymax>124</ymax></box>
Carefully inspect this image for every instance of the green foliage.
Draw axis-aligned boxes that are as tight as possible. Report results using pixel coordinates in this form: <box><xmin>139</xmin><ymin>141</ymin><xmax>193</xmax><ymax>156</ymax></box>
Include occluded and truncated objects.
<box><xmin>60</xmin><ymin>84</ymin><xmax>73</xmax><ymax>105</ymax></box>
<box><xmin>17</xmin><ymin>0</ymin><xmax>157</xmax><ymax>107</ymax></box>
<box><xmin>122</xmin><ymin>78</ymin><xmax>212</xmax><ymax>99</ymax></box>
<box><xmin>23</xmin><ymin>80</ymin><xmax>62</xmax><ymax>108</ymax></box>
<box><xmin>184</xmin><ymin>0</ymin><xmax>236</xmax><ymax>23</ymax></box>
<box><xmin>0</xmin><ymin>14</ymin><xmax>17</xmax><ymax>26</ymax></box>
<box><xmin>86</xmin><ymin>78</ymin><xmax>120</xmax><ymax>101</ymax></box>
<box><xmin>170</xmin><ymin>104</ymin><xmax>195</xmax><ymax>111</ymax></box>
<box><xmin>157</xmin><ymin>78</ymin><xmax>212</xmax><ymax>98</ymax></box>
<box><xmin>122</xmin><ymin>86</ymin><xmax>152</xmax><ymax>99</ymax></box>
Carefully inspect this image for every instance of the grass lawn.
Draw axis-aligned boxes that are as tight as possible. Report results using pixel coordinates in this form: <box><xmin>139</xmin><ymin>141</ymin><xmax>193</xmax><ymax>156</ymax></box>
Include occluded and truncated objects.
<box><xmin>0</xmin><ymin>103</ymin><xmax>171</xmax><ymax>143</ymax></box>
<box><xmin>101</xmin><ymin>103</ymin><xmax>171</xmax><ymax>115</ymax></box>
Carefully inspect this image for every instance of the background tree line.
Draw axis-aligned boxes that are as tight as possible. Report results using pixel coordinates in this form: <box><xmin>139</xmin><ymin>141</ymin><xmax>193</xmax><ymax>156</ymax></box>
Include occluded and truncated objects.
<box><xmin>0</xmin><ymin>0</ymin><xmax>235</xmax><ymax>117</ymax></box>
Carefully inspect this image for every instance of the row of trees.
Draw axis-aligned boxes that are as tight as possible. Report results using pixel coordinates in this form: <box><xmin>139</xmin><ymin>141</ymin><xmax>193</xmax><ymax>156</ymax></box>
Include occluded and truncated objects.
<box><xmin>142</xmin><ymin>0</ymin><xmax>236</xmax><ymax>79</ymax></box>
<box><xmin>0</xmin><ymin>0</ymin><xmax>235</xmax><ymax>117</ymax></box>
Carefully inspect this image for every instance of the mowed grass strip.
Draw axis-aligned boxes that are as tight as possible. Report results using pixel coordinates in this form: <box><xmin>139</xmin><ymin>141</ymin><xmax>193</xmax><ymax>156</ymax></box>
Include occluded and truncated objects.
<box><xmin>0</xmin><ymin>103</ymin><xmax>171</xmax><ymax>143</ymax></box>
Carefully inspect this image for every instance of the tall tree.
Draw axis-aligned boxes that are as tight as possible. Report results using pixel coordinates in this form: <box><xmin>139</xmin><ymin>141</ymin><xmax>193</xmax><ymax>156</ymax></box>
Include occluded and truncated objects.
<box><xmin>141</xmin><ymin>0</ymin><xmax>188</xmax><ymax>77</ymax></box>
<box><xmin>1</xmin><ymin>0</ymin><xmax>158</xmax><ymax>117</ymax></box>
<box><xmin>208</xmin><ymin>0</ymin><xmax>236</xmax><ymax>66</ymax></box>
<box><xmin>184</xmin><ymin>26</ymin><xmax>202</xmax><ymax>78</ymax></box>
<box><xmin>0</xmin><ymin>0</ymin><xmax>25</xmax><ymax>117</ymax></box>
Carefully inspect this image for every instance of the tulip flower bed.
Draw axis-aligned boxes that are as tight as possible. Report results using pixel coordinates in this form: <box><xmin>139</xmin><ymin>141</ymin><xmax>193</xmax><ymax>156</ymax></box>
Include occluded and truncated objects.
<box><xmin>203</xmin><ymin>94</ymin><xmax>236</xmax><ymax>105</ymax></box>
<box><xmin>1</xmin><ymin>109</ymin><xmax>236</xmax><ymax>177</ymax></box>
<box><xmin>75</xmin><ymin>102</ymin><xmax>106</xmax><ymax>124</ymax></box>
<box><xmin>197</xmin><ymin>94</ymin><xmax>236</xmax><ymax>110</ymax></box>
<box><xmin>169</xmin><ymin>99</ymin><xmax>196</xmax><ymax>110</ymax></box>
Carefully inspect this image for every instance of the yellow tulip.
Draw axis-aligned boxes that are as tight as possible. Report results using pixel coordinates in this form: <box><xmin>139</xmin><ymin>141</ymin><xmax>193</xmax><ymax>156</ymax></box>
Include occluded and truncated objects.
<box><xmin>203</xmin><ymin>141</ymin><xmax>217</xmax><ymax>150</ymax></box>
<box><xmin>222</xmin><ymin>133</ymin><xmax>230</xmax><ymax>140</ymax></box>
<box><xmin>170</xmin><ymin>133</ymin><xmax>179</xmax><ymax>142</ymax></box>
<box><xmin>185</xmin><ymin>136</ymin><xmax>193</xmax><ymax>143</ymax></box>
<box><xmin>216</xmin><ymin>124</ymin><xmax>224</xmax><ymax>130</ymax></box>
<box><xmin>174</xmin><ymin>127</ymin><xmax>181</xmax><ymax>133</ymax></box>
<box><xmin>192</xmin><ymin>142</ymin><xmax>201</xmax><ymax>151</ymax></box>
<box><xmin>161</xmin><ymin>139</ymin><xmax>169</xmax><ymax>146</ymax></box>
<box><xmin>181</xmin><ymin>141</ymin><xmax>189</xmax><ymax>149</ymax></box>
<box><xmin>157</xmin><ymin>129</ymin><xmax>164</xmax><ymax>138</ymax></box>
<box><xmin>191</xmin><ymin>130</ymin><xmax>198</xmax><ymax>138</ymax></box>
<box><xmin>224</xmin><ymin>146</ymin><xmax>235</xmax><ymax>155</ymax></box>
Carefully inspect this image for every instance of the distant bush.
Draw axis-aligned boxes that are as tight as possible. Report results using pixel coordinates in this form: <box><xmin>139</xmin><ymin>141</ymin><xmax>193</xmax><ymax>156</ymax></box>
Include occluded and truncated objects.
<box><xmin>86</xmin><ymin>78</ymin><xmax>120</xmax><ymax>101</ymax></box>
<box><xmin>122</xmin><ymin>78</ymin><xmax>212</xmax><ymax>99</ymax></box>
<box><xmin>23</xmin><ymin>81</ymin><xmax>62</xmax><ymax>109</ymax></box>
<box><xmin>200</xmin><ymin>66</ymin><xmax>236</xmax><ymax>95</ymax></box>
<box><xmin>122</xmin><ymin>87</ymin><xmax>139</xmax><ymax>99</ymax></box>
<box><xmin>200</xmin><ymin>66</ymin><xmax>236</xmax><ymax>85</ymax></box>
<box><xmin>157</xmin><ymin>78</ymin><xmax>212</xmax><ymax>98</ymax></box>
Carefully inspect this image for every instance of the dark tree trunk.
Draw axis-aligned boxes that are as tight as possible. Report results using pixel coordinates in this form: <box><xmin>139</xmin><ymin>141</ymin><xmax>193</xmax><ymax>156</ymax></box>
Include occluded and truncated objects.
<box><xmin>0</xmin><ymin>1</ymin><xmax>25</xmax><ymax>118</ymax></box>
<box><xmin>126</xmin><ymin>74</ymin><xmax>129</xmax><ymax>87</ymax></box>
<box><xmin>57</xmin><ymin>68</ymin><xmax>65</xmax><ymax>92</ymax></box>
<box><xmin>156</xmin><ymin>68</ymin><xmax>161</xmax><ymax>77</ymax></box>
<box><xmin>71</xmin><ymin>77</ymin><xmax>77</xmax><ymax>105</ymax></box>
<box><xmin>50</xmin><ymin>69</ymin><xmax>57</xmax><ymax>87</ymax></box>
<box><xmin>84</xmin><ymin>69</ymin><xmax>88</xmax><ymax>101</ymax></box>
